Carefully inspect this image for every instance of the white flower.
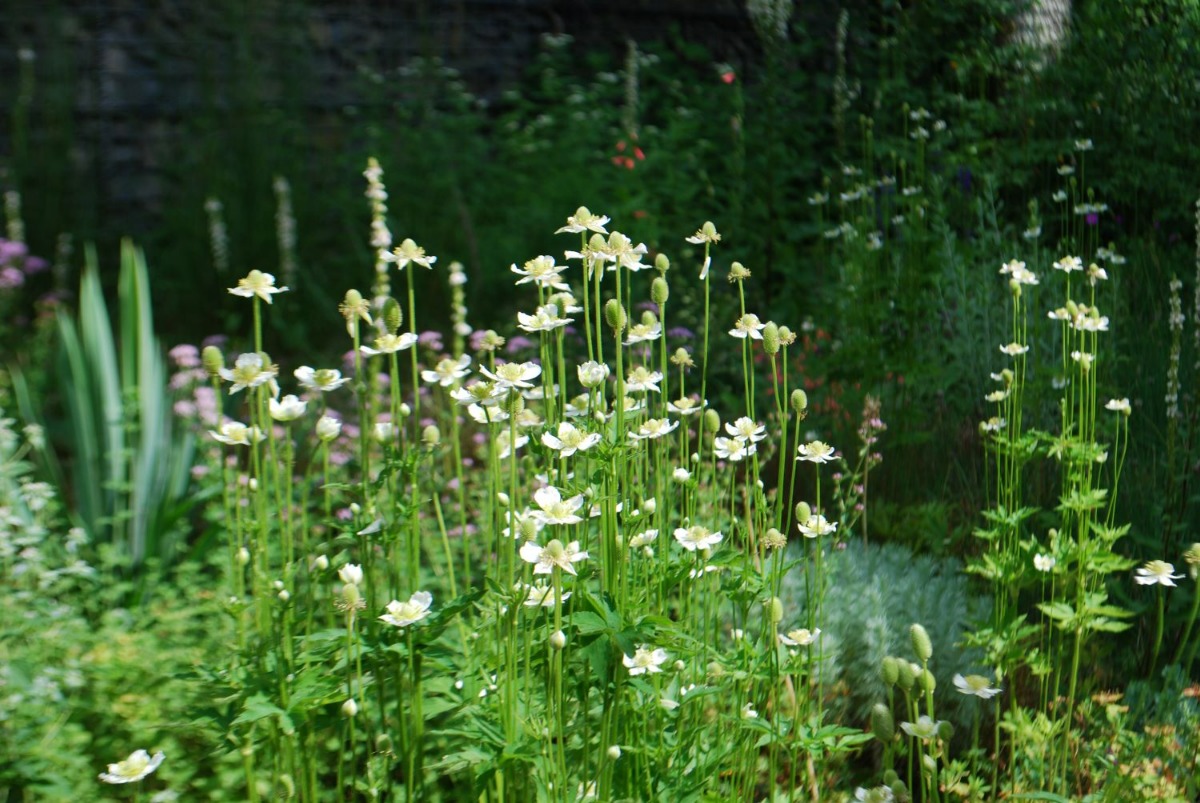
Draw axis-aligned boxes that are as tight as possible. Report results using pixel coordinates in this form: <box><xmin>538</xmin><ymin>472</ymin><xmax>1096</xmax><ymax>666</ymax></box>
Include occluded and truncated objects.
<box><xmin>361</xmin><ymin>333</ymin><xmax>419</xmax><ymax>356</ymax></box>
<box><xmin>713</xmin><ymin>436</ymin><xmax>754</xmax><ymax>462</ymax></box>
<box><xmin>339</xmin><ymin>563</ymin><xmax>364</xmax><ymax>586</ymax></box>
<box><xmin>520</xmin><ymin>538</ymin><xmax>589</xmax><ymax>576</ymax></box>
<box><xmin>953</xmin><ymin>673</ymin><xmax>1002</xmax><ymax>699</ymax></box>
<box><xmin>480</xmin><ymin>361</ymin><xmax>542</xmax><ymax>390</ymax></box>
<box><xmin>725</xmin><ymin>417</ymin><xmax>767</xmax><ymax>443</ymax></box>
<box><xmin>855</xmin><ymin>785</ymin><xmax>895</xmax><ymax>803</ymax></box>
<box><xmin>229</xmin><ymin>270</ymin><xmax>288</xmax><ymax>304</ymax></box>
<box><xmin>542</xmin><ymin>422</ymin><xmax>601</xmax><ymax>457</ymax></box>
<box><xmin>797</xmin><ymin>514</ymin><xmax>837</xmax><ymax>538</ymax></box>
<box><xmin>1052</xmin><ymin>255</ymin><xmax>1083</xmax><ymax>273</ymax></box>
<box><xmin>555</xmin><ymin>206</ymin><xmax>610</xmax><ymax>235</ymax></box>
<box><xmin>779</xmin><ymin>627</ymin><xmax>821</xmax><ymax>646</ymax></box>
<box><xmin>99</xmin><ymin>749</ymin><xmax>165</xmax><ymax>784</ymax></box>
<box><xmin>316</xmin><ymin>415</ymin><xmax>342</xmax><ymax>442</ymax></box>
<box><xmin>625</xmin><ymin>321</ymin><xmax>662</xmax><ymax>345</ymax></box>
<box><xmin>269</xmin><ymin>394</ymin><xmax>307</xmax><ymax>422</ymax></box>
<box><xmin>386</xmin><ymin>238</ymin><xmax>437</xmax><ymax>270</ymax></box>
<box><xmin>219</xmin><ymin>352</ymin><xmax>277</xmax><ymax>393</ymax></box>
<box><xmin>532</xmin><ymin>486</ymin><xmax>586</xmax><ymax>526</ymax></box>
<box><xmin>1105</xmin><ymin>398</ymin><xmax>1131</xmax><ymax>415</ymax></box>
<box><xmin>494</xmin><ymin>429</ymin><xmax>529</xmax><ymax>459</ymax></box>
<box><xmin>672</xmin><ymin>467</ymin><xmax>691</xmax><ymax>483</ymax></box>
<box><xmin>628</xmin><ymin>529</ymin><xmax>657</xmax><ymax>549</ymax></box>
<box><xmin>294</xmin><ymin>366</ymin><xmax>350</xmax><ymax>392</ymax></box>
<box><xmin>623</xmin><ymin>645</ymin><xmax>669</xmax><ymax>676</ymax></box>
<box><xmin>422</xmin><ymin>355</ymin><xmax>472</xmax><ymax>387</ymax></box>
<box><xmin>668</xmin><ymin>397</ymin><xmax>705</xmax><ymax>416</ymax></box>
<box><xmin>1033</xmin><ymin>553</ymin><xmax>1056</xmax><ymax>572</ymax></box>
<box><xmin>685</xmin><ymin>221</ymin><xmax>721</xmax><ymax>245</ymax></box>
<box><xmin>511</xmin><ymin>255</ymin><xmax>570</xmax><ymax>290</ymax></box>
<box><xmin>521</xmin><ymin>581</ymin><xmax>571</xmax><ymax>608</ymax></box>
<box><xmin>900</xmin><ymin>715</ymin><xmax>941</xmax><ymax>740</ymax></box>
<box><xmin>629</xmin><ymin>418</ymin><xmax>679</xmax><ymax>441</ymax></box>
<box><xmin>741</xmin><ymin>703</ymin><xmax>758</xmax><ymax>719</ymax></box>
<box><xmin>985</xmin><ymin>390</ymin><xmax>1009</xmax><ymax>403</ymax></box>
<box><xmin>624</xmin><ymin>366</ymin><xmax>663</xmax><ymax>394</ymax></box>
<box><xmin>1052</xmin><ymin>190</ymin><xmax>1068</xmax><ymax>203</ymax></box>
<box><xmin>518</xmin><ymin>303</ymin><xmax>571</xmax><ymax>333</ymax></box>
<box><xmin>210</xmin><ymin>421</ymin><xmax>265</xmax><ymax>446</ymax></box>
<box><xmin>1074</xmin><ymin>138</ymin><xmax>1093</xmax><ymax>151</ymax></box>
<box><xmin>606</xmin><ymin>231</ymin><xmax>649</xmax><ymax>271</ymax></box>
<box><xmin>1134</xmin><ymin>560</ymin><xmax>1183</xmax><ymax>587</ymax></box>
<box><xmin>577</xmin><ymin>361</ymin><xmax>610</xmax><ymax>389</ymax></box>
<box><xmin>999</xmin><ymin>342</ymin><xmax>1029</xmax><ymax>356</ymax></box>
<box><xmin>796</xmin><ymin>440</ymin><xmax>837</xmax><ymax>463</ymax></box>
<box><xmin>1070</xmin><ymin>351</ymin><xmax>1095</xmax><ymax>370</ymax></box>
<box><xmin>674</xmin><ymin>525</ymin><xmax>723</xmax><ymax>552</ymax></box>
<box><xmin>380</xmin><ymin>591</ymin><xmax>434</xmax><ymax>627</ymax></box>
<box><xmin>729</xmin><ymin>313</ymin><xmax>766</xmax><ymax>340</ymax></box>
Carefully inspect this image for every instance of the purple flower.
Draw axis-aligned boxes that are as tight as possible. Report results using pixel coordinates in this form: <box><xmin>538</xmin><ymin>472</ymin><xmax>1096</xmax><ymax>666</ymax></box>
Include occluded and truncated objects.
<box><xmin>667</xmin><ymin>326</ymin><xmax>695</xmax><ymax>340</ymax></box>
<box><xmin>1086</xmin><ymin>213</ymin><xmax>1099</xmax><ymax>227</ymax></box>
<box><xmin>506</xmin><ymin>335</ymin><xmax>535</xmax><ymax>353</ymax></box>
<box><xmin>0</xmin><ymin>240</ymin><xmax>28</xmax><ymax>261</ymax></box>
<box><xmin>0</xmin><ymin>267</ymin><xmax>24</xmax><ymax>288</ymax></box>
<box><xmin>24</xmin><ymin>256</ymin><xmax>47</xmax><ymax>274</ymax></box>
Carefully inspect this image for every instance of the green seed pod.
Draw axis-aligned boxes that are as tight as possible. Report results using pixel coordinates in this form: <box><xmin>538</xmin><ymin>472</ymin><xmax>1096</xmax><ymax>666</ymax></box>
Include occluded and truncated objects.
<box><xmin>502</xmin><ymin>391</ymin><xmax>525</xmax><ymax>415</ymax></box>
<box><xmin>795</xmin><ymin>501</ymin><xmax>812</xmax><ymax>525</ymax></box>
<box><xmin>883</xmin><ymin>770</ymin><xmax>900</xmax><ymax>786</ymax></box>
<box><xmin>520</xmin><ymin>516</ymin><xmax>538</xmax><ymax>543</ymax></box>
<box><xmin>871</xmin><ymin>703</ymin><xmax>895</xmax><ymax>743</ymax></box>
<box><xmin>768</xmin><ymin>596</ymin><xmax>784</xmax><ymax>624</ymax></box>
<box><xmin>896</xmin><ymin>660</ymin><xmax>916</xmax><ymax>691</ymax></box>
<box><xmin>382</xmin><ymin>297</ymin><xmax>404</xmax><ymax>334</ymax></box>
<box><xmin>604</xmin><ymin>298</ymin><xmax>627</xmax><ymax>332</ymax></box>
<box><xmin>641</xmin><ymin>310</ymin><xmax>658</xmax><ymax>326</ymax></box>
<box><xmin>881</xmin><ymin>655</ymin><xmax>899</xmax><ymax>687</ymax></box>
<box><xmin>791</xmin><ymin>389</ymin><xmax>809</xmax><ymax>413</ymax></box>
<box><xmin>703</xmin><ymin>409</ymin><xmax>721</xmax><ymax>434</ymax></box>
<box><xmin>919</xmin><ymin>668</ymin><xmax>936</xmax><ymax>694</ymax></box>
<box><xmin>651</xmin><ymin>276</ymin><xmax>669</xmax><ymax>305</ymax></box>
<box><xmin>1065</xmin><ymin>299</ymin><xmax>1079</xmax><ymax>318</ymax></box>
<box><xmin>655</xmin><ymin>253</ymin><xmax>670</xmax><ymax>273</ymax></box>
<box><xmin>376</xmin><ymin>733</ymin><xmax>394</xmax><ymax>755</ymax></box>
<box><xmin>202</xmin><ymin>345</ymin><xmax>225</xmax><ymax>377</ymax></box>
<box><xmin>911</xmin><ymin>623</ymin><xmax>933</xmax><ymax>662</ymax></box>
<box><xmin>890</xmin><ymin>781</ymin><xmax>910</xmax><ymax>803</ymax></box>
<box><xmin>937</xmin><ymin>720</ymin><xmax>954</xmax><ymax>741</ymax></box>
<box><xmin>702</xmin><ymin>221</ymin><xmax>718</xmax><ymax>239</ymax></box>
<box><xmin>341</xmin><ymin>582</ymin><xmax>361</xmax><ymax>610</ymax></box>
<box><xmin>421</xmin><ymin>425</ymin><xmax>440</xmax><ymax>446</ymax></box>
<box><xmin>762</xmin><ymin>322</ymin><xmax>780</xmax><ymax>355</ymax></box>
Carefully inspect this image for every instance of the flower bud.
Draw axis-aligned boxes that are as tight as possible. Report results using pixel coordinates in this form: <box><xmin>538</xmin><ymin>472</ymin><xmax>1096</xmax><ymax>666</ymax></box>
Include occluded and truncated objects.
<box><xmin>643</xmin><ymin>498</ymin><xmax>657</xmax><ymax>515</ymax></box>
<box><xmin>937</xmin><ymin>720</ymin><xmax>954</xmax><ymax>741</ymax></box>
<box><xmin>202</xmin><ymin>345</ymin><xmax>225</xmax><ymax>377</ymax></box>
<box><xmin>703</xmin><ymin>409</ymin><xmax>720</xmax><ymax>434</ymax></box>
<box><xmin>311</xmin><ymin>554</ymin><xmax>329</xmax><ymax>572</ymax></box>
<box><xmin>278</xmin><ymin>589</ymin><xmax>291</xmax><ymax>603</ymax></box>
<box><xmin>550</xmin><ymin>630</ymin><xmax>566</xmax><ymax>650</ymax></box>
<box><xmin>768</xmin><ymin>596</ymin><xmax>784</xmax><ymax>624</ymax></box>
<box><xmin>795</xmin><ymin>501</ymin><xmax>812</xmax><ymax>524</ymax></box>
<box><xmin>398</xmin><ymin>402</ymin><xmax>411</xmax><ymax>417</ymax></box>
<box><xmin>762</xmin><ymin>322</ymin><xmax>780</xmax><ymax>355</ymax></box>
<box><xmin>316</xmin><ymin>415</ymin><xmax>342</xmax><ymax>442</ymax></box>
<box><xmin>651</xmin><ymin>277</ymin><xmax>669</xmax><ymax>305</ymax></box>
<box><xmin>422</xmin><ymin>425</ymin><xmax>440</xmax><ymax>446</ymax></box>
<box><xmin>910</xmin><ymin>623</ymin><xmax>933</xmax><ymax>662</ymax></box>
<box><xmin>919</xmin><ymin>668</ymin><xmax>936</xmax><ymax>693</ymax></box>
<box><xmin>896</xmin><ymin>660</ymin><xmax>916</xmax><ymax>690</ymax></box>
<box><xmin>382</xmin><ymin>297</ymin><xmax>404</xmax><ymax>334</ymax></box>
<box><xmin>607</xmin><ymin>745</ymin><xmax>621</xmax><ymax>761</ymax></box>
<box><xmin>871</xmin><ymin>703</ymin><xmax>895</xmax><ymax>742</ymax></box>
<box><xmin>237</xmin><ymin>547</ymin><xmax>250</xmax><ymax>566</ymax></box>
<box><xmin>707</xmin><ymin>661</ymin><xmax>725</xmax><ymax>680</ymax></box>
<box><xmin>497</xmin><ymin>492</ymin><xmax>510</xmax><ymax>508</ymax></box>
<box><xmin>922</xmin><ymin>755</ymin><xmax>937</xmax><ymax>774</ymax></box>
<box><xmin>341</xmin><ymin>698</ymin><xmax>359</xmax><ymax>718</ymax></box>
<box><xmin>655</xmin><ymin>253</ymin><xmax>670</xmax><ymax>273</ymax></box>
<box><xmin>604</xmin><ymin>299</ymin><xmax>627</xmax><ymax>332</ymax></box>
<box><xmin>791</xmin><ymin>389</ymin><xmax>808</xmax><ymax>413</ymax></box>
<box><xmin>881</xmin><ymin>656</ymin><xmax>899</xmax><ymax>687</ymax></box>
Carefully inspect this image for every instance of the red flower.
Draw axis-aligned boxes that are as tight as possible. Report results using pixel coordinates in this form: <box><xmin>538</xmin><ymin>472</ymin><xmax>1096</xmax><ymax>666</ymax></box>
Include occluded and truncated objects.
<box><xmin>721</xmin><ymin>71</ymin><xmax>736</xmax><ymax>84</ymax></box>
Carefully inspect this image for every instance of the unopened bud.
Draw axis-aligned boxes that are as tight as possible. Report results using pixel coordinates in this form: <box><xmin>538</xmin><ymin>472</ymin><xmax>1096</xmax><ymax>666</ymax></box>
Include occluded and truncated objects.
<box><xmin>497</xmin><ymin>492</ymin><xmax>510</xmax><ymax>507</ymax></box>
<box><xmin>643</xmin><ymin>498</ymin><xmax>656</xmax><ymax>515</ymax></box>
<box><xmin>422</xmin><ymin>424</ymin><xmax>440</xmax><ymax>446</ymax></box>
<box><xmin>237</xmin><ymin>547</ymin><xmax>250</xmax><ymax>566</ymax></box>
<box><xmin>311</xmin><ymin>554</ymin><xmax>329</xmax><ymax>571</ymax></box>
<box><xmin>871</xmin><ymin>703</ymin><xmax>895</xmax><ymax>742</ymax></box>
<box><xmin>768</xmin><ymin>596</ymin><xmax>784</xmax><ymax>624</ymax></box>
<box><xmin>795</xmin><ymin>501</ymin><xmax>812</xmax><ymax>524</ymax></box>
<box><xmin>550</xmin><ymin>630</ymin><xmax>566</xmax><ymax>650</ymax></box>
<box><xmin>382</xmin><ymin>297</ymin><xmax>404</xmax><ymax>333</ymax></box>
<box><xmin>910</xmin><ymin>623</ymin><xmax>933</xmax><ymax>662</ymax></box>
<box><xmin>896</xmin><ymin>660</ymin><xmax>916</xmax><ymax>690</ymax></box>
<box><xmin>607</xmin><ymin>745</ymin><xmax>622</xmax><ymax>761</ymax></box>
<box><xmin>762</xmin><ymin>322</ymin><xmax>780</xmax><ymax>355</ymax></box>
<box><xmin>341</xmin><ymin>698</ymin><xmax>359</xmax><ymax>718</ymax></box>
<box><xmin>202</xmin><ymin>345</ymin><xmax>225</xmax><ymax>377</ymax></box>
<box><xmin>651</xmin><ymin>277</ymin><xmax>669</xmax><ymax>305</ymax></box>
<box><xmin>604</xmin><ymin>298</ymin><xmax>627</xmax><ymax>332</ymax></box>
<box><xmin>703</xmin><ymin>409</ymin><xmax>720</xmax><ymax>434</ymax></box>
